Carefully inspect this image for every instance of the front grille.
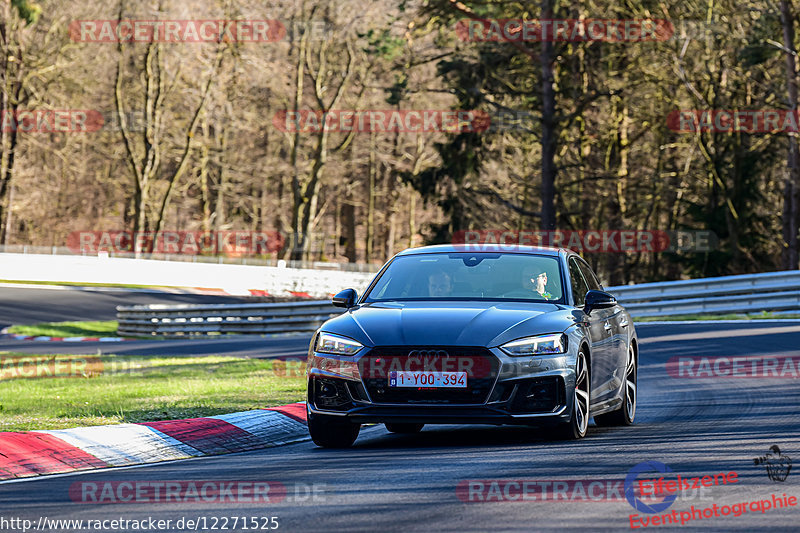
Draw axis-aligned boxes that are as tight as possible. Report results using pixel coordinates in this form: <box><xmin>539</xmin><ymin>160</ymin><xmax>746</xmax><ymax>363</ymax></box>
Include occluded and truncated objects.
<box><xmin>358</xmin><ymin>346</ymin><xmax>500</xmax><ymax>405</ymax></box>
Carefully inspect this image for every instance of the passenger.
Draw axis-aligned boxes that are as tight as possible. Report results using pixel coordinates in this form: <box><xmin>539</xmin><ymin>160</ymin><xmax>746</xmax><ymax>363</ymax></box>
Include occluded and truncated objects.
<box><xmin>522</xmin><ymin>266</ymin><xmax>553</xmax><ymax>300</ymax></box>
<box><xmin>534</xmin><ymin>272</ymin><xmax>549</xmax><ymax>298</ymax></box>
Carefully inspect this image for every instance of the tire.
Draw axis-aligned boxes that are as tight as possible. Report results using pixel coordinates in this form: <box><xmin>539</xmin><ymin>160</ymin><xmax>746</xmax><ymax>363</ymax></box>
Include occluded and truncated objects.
<box><xmin>308</xmin><ymin>411</ymin><xmax>360</xmax><ymax>448</ymax></box>
<box><xmin>553</xmin><ymin>348</ymin><xmax>590</xmax><ymax>440</ymax></box>
<box><xmin>594</xmin><ymin>343</ymin><xmax>637</xmax><ymax>427</ymax></box>
<box><xmin>385</xmin><ymin>423</ymin><xmax>424</xmax><ymax>434</ymax></box>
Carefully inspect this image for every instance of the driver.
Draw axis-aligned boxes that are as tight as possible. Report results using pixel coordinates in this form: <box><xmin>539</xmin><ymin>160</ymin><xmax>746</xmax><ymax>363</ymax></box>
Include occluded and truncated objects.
<box><xmin>428</xmin><ymin>270</ymin><xmax>453</xmax><ymax>297</ymax></box>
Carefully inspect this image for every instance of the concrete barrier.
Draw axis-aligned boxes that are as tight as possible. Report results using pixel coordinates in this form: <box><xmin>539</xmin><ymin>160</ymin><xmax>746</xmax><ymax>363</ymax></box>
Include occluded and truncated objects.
<box><xmin>0</xmin><ymin>253</ymin><xmax>376</xmax><ymax>297</ymax></box>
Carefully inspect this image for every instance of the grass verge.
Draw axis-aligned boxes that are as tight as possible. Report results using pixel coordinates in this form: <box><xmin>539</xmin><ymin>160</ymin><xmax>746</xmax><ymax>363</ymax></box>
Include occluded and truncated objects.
<box><xmin>0</xmin><ymin>353</ymin><xmax>306</xmax><ymax>431</ymax></box>
<box><xmin>6</xmin><ymin>321</ymin><xmax>120</xmax><ymax>338</ymax></box>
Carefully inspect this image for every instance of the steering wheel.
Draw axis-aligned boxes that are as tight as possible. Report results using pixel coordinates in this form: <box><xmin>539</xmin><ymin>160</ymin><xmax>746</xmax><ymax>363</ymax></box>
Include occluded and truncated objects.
<box><xmin>502</xmin><ymin>289</ymin><xmax>534</xmax><ymax>298</ymax></box>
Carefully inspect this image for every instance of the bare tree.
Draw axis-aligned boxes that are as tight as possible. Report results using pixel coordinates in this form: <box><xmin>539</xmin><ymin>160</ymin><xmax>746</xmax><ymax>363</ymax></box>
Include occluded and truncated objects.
<box><xmin>780</xmin><ymin>0</ymin><xmax>800</xmax><ymax>270</ymax></box>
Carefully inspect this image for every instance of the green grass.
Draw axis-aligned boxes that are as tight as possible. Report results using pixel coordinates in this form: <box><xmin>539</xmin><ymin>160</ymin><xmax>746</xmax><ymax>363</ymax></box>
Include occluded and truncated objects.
<box><xmin>635</xmin><ymin>311</ymin><xmax>800</xmax><ymax>322</ymax></box>
<box><xmin>0</xmin><ymin>353</ymin><xmax>307</xmax><ymax>431</ymax></box>
<box><xmin>7</xmin><ymin>321</ymin><xmax>120</xmax><ymax>338</ymax></box>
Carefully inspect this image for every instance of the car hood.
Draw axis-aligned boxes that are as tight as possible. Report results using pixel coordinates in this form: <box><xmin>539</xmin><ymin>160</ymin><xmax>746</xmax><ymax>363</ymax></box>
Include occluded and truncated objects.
<box><xmin>320</xmin><ymin>300</ymin><xmax>577</xmax><ymax>348</ymax></box>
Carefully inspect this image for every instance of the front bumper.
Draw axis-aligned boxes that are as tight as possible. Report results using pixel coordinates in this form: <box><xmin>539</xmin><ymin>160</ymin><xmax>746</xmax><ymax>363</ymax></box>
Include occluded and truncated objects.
<box><xmin>307</xmin><ymin>345</ymin><xmax>576</xmax><ymax>427</ymax></box>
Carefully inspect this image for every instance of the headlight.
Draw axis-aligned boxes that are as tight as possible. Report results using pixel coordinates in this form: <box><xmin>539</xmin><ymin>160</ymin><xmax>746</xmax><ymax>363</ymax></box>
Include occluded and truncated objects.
<box><xmin>315</xmin><ymin>332</ymin><xmax>363</xmax><ymax>356</ymax></box>
<box><xmin>500</xmin><ymin>333</ymin><xmax>567</xmax><ymax>356</ymax></box>
<box><xmin>308</xmin><ymin>354</ymin><xmax>361</xmax><ymax>380</ymax></box>
<box><xmin>310</xmin><ymin>333</ymin><xmax>363</xmax><ymax>379</ymax></box>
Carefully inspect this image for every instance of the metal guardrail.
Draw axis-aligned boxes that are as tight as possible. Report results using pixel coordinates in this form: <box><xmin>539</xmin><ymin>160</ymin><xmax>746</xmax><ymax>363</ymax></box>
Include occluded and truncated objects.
<box><xmin>607</xmin><ymin>270</ymin><xmax>800</xmax><ymax>317</ymax></box>
<box><xmin>117</xmin><ymin>270</ymin><xmax>800</xmax><ymax>335</ymax></box>
<box><xmin>117</xmin><ymin>300</ymin><xmax>340</xmax><ymax>336</ymax></box>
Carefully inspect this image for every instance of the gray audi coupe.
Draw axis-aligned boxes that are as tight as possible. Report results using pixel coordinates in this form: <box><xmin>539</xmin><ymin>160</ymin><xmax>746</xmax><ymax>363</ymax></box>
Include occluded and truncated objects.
<box><xmin>305</xmin><ymin>244</ymin><xmax>638</xmax><ymax>447</ymax></box>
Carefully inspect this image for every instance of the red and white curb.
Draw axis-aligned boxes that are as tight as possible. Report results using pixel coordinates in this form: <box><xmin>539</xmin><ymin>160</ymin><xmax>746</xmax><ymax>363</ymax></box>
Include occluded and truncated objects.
<box><xmin>0</xmin><ymin>403</ymin><xmax>308</xmax><ymax>481</ymax></box>
<box><xmin>0</xmin><ymin>281</ymin><xmax>325</xmax><ymax>298</ymax></box>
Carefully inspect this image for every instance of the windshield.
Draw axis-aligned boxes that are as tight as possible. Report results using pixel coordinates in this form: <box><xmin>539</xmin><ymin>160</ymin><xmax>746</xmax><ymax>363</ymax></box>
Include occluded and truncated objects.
<box><xmin>363</xmin><ymin>252</ymin><xmax>564</xmax><ymax>303</ymax></box>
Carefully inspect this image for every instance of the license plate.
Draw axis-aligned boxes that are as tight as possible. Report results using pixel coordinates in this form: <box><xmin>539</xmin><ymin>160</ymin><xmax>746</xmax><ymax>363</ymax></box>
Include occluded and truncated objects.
<box><xmin>389</xmin><ymin>371</ymin><xmax>467</xmax><ymax>388</ymax></box>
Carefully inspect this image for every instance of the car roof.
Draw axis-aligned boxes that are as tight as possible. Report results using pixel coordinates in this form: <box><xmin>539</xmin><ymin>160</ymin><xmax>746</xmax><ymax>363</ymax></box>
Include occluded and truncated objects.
<box><xmin>394</xmin><ymin>244</ymin><xmax>566</xmax><ymax>257</ymax></box>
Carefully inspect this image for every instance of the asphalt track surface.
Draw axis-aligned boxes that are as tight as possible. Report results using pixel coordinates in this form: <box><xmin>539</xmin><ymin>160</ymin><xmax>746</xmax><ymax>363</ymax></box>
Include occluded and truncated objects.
<box><xmin>0</xmin><ymin>284</ymin><xmax>306</xmax><ymax>358</ymax></box>
<box><xmin>0</xmin><ymin>285</ymin><xmax>249</xmax><ymax>328</ymax></box>
<box><xmin>1</xmin><ymin>318</ymin><xmax>798</xmax><ymax>532</ymax></box>
<box><xmin>0</xmin><ymin>334</ymin><xmax>310</xmax><ymax>359</ymax></box>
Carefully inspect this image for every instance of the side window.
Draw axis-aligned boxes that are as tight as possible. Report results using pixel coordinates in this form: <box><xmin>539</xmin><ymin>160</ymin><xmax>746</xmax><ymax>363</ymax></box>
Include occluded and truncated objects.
<box><xmin>568</xmin><ymin>258</ymin><xmax>589</xmax><ymax>307</ymax></box>
<box><xmin>577</xmin><ymin>259</ymin><xmax>602</xmax><ymax>291</ymax></box>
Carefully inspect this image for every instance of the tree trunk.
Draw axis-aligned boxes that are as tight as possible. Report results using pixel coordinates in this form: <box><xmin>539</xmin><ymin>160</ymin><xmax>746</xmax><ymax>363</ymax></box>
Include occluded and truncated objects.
<box><xmin>0</xmin><ymin>1</ymin><xmax>9</xmax><ymax>242</ymax></box>
<box><xmin>199</xmin><ymin>120</ymin><xmax>212</xmax><ymax>234</ymax></box>
<box><xmin>333</xmin><ymin>199</ymin><xmax>341</xmax><ymax>259</ymax></box>
<box><xmin>780</xmin><ymin>0</ymin><xmax>800</xmax><ymax>270</ymax></box>
<box><xmin>342</xmin><ymin>201</ymin><xmax>357</xmax><ymax>262</ymax></box>
<box><xmin>294</xmin><ymin>126</ymin><xmax>328</xmax><ymax>261</ymax></box>
<box><xmin>0</xmin><ymin>107</ymin><xmax>19</xmax><ymax>244</ymax></box>
<box><xmin>291</xmin><ymin>37</ymin><xmax>354</xmax><ymax>261</ymax></box>
<box><xmin>365</xmin><ymin>132</ymin><xmax>376</xmax><ymax>261</ymax></box>
<box><xmin>3</xmin><ymin>180</ymin><xmax>14</xmax><ymax>244</ymax></box>
<box><xmin>151</xmin><ymin>49</ymin><xmax>224</xmax><ymax>245</ymax></box>
<box><xmin>385</xmin><ymin>211</ymin><xmax>396</xmax><ymax>259</ymax></box>
<box><xmin>214</xmin><ymin>122</ymin><xmax>228</xmax><ymax>232</ymax></box>
<box><xmin>288</xmin><ymin>17</ymin><xmax>308</xmax><ymax>261</ymax></box>
<box><xmin>0</xmin><ymin>30</ymin><xmax>22</xmax><ymax>244</ymax></box>
<box><xmin>408</xmin><ymin>192</ymin><xmax>416</xmax><ymax>249</ymax></box>
<box><xmin>540</xmin><ymin>0</ymin><xmax>557</xmax><ymax>231</ymax></box>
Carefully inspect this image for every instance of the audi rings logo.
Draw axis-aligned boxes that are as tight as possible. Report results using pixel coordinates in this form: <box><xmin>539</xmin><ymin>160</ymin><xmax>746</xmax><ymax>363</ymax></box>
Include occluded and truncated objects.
<box><xmin>408</xmin><ymin>350</ymin><xmax>449</xmax><ymax>359</ymax></box>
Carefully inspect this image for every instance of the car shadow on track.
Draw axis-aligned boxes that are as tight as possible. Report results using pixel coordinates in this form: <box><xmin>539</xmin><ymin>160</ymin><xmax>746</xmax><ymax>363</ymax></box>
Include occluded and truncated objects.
<box><xmin>341</xmin><ymin>424</ymin><xmax>583</xmax><ymax>450</ymax></box>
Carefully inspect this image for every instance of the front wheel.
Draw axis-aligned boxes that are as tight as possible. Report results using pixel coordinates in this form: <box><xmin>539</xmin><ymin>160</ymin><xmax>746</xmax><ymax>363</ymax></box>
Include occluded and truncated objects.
<box><xmin>594</xmin><ymin>343</ymin><xmax>637</xmax><ymax>427</ymax></box>
<box><xmin>553</xmin><ymin>349</ymin><xmax>590</xmax><ymax>440</ymax></box>
<box><xmin>308</xmin><ymin>411</ymin><xmax>360</xmax><ymax>448</ymax></box>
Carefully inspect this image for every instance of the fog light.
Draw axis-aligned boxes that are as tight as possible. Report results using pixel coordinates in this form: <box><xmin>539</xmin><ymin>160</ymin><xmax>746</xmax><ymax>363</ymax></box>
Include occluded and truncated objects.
<box><xmin>313</xmin><ymin>377</ymin><xmax>352</xmax><ymax>410</ymax></box>
<box><xmin>509</xmin><ymin>377</ymin><xmax>564</xmax><ymax>413</ymax></box>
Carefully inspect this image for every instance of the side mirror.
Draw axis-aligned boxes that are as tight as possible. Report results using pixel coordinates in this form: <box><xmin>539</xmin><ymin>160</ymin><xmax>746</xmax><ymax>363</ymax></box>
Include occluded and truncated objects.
<box><xmin>332</xmin><ymin>288</ymin><xmax>357</xmax><ymax>308</ymax></box>
<box><xmin>583</xmin><ymin>290</ymin><xmax>617</xmax><ymax>315</ymax></box>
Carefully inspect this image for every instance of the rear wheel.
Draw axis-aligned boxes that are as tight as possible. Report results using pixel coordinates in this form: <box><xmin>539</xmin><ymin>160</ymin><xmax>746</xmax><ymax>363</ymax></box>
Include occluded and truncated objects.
<box><xmin>594</xmin><ymin>343</ymin><xmax>636</xmax><ymax>426</ymax></box>
<box><xmin>553</xmin><ymin>349</ymin><xmax>590</xmax><ymax>440</ymax></box>
<box><xmin>308</xmin><ymin>411</ymin><xmax>360</xmax><ymax>448</ymax></box>
<box><xmin>385</xmin><ymin>423</ymin><xmax>424</xmax><ymax>434</ymax></box>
